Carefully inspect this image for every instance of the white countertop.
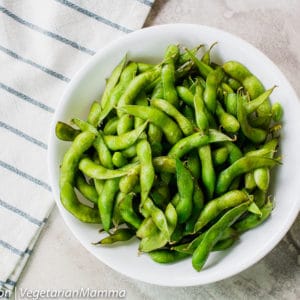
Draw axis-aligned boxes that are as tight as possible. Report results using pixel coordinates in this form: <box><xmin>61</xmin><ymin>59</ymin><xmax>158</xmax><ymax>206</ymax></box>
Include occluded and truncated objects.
<box><xmin>18</xmin><ymin>1</ymin><xmax>300</xmax><ymax>299</ymax></box>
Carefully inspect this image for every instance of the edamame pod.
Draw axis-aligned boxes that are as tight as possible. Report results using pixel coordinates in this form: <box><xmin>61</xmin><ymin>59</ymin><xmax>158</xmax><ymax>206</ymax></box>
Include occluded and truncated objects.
<box><xmin>137</xmin><ymin>139</ymin><xmax>155</xmax><ymax>206</ymax></box>
<box><xmin>216</xmin><ymin>156</ymin><xmax>280</xmax><ymax>195</ymax></box>
<box><xmin>55</xmin><ymin>121</ymin><xmax>80</xmax><ymax>141</ymax></box>
<box><xmin>192</xmin><ymin>201</ymin><xmax>251</xmax><ymax>271</ymax></box>
<box><xmin>118</xmin><ymin>105</ymin><xmax>182</xmax><ymax>144</ymax></box>
<box><xmin>104</xmin><ymin>121</ymin><xmax>148</xmax><ymax>151</ymax></box>
<box><xmin>151</xmin><ymin>99</ymin><xmax>194</xmax><ymax>135</ymax></box>
<box><xmin>168</xmin><ymin>129</ymin><xmax>232</xmax><ymax>158</ymax></box>
<box><xmin>60</xmin><ymin>131</ymin><xmax>101</xmax><ymax>223</ymax></box>
<box><xmin>194</xmin><ymin>190</ymin><xmax>250</xmax><ymax>232</ymax></box>
<box><xmin>79</xmin><ymin>157</ymin><xmax>138</xmax><ymax>179</ymax></box>
<box><xmin>175</xmin><ymin>159</ymin><xmax>194</xmax><ymax>224</ymax></box>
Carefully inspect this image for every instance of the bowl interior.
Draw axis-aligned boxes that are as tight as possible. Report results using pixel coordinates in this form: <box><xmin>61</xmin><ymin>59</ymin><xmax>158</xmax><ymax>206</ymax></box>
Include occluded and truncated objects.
<box><xmin>48</xmin><ymin>24</ymin><xmax>300</xmax><ymax>286</ymax></box>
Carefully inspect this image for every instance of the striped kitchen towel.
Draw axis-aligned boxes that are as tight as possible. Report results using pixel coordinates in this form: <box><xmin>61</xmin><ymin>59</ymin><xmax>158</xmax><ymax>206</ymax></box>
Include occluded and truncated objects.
<box><xmin>0</xmin><ymin>0</ymin><xmax>155</xmax><ymax>297</ymax></box>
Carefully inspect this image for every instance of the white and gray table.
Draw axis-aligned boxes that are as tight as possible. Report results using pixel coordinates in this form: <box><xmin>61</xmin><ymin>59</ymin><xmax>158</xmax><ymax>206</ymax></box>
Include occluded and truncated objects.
<box><xmin>18</xmin><ymin>1</ymin><xmax>300</xmax><ymax>299</ymax></box>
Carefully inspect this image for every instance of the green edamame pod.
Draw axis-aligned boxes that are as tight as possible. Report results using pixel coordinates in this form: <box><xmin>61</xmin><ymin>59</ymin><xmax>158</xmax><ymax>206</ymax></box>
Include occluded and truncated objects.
<box><xmin>161</xmin><ymin>45</ymin><xmax>180</xmax><ymax>107</ymax></box>
<box><xmin>223</xmin><ymin>142</ymin><xmax>243</xmax><ymax>164</ymax></box>
<box><xmin>98</xmin><ymin>178</ymin><xmax>120</xmax><ymax>232</ymax></box>
<box><xmin>248</xmin><ymin>202</ymin><xmax>262</xmax><ymax>216</ymax></box>
<box><xmin>243</xmin><ymin>143</ymin><xmax>257</xmax><ymax>192</ymax></box>
<box><xmin>95</xmin><ymin>228</ymin><xmax>135</xmax><ymax>245</ymax></box>
<box><xmin>119</xmin><ymin>105</ymin><xmax>182</xmax><ymax>145</ymax></box>
<box><xmin>136</xmin><ymin>217</ymin><xmax>156</xmax><ymax>239</ymax></box>
<box><xmin>94</xmin><ymin>179</ymin><xmax>104</xmax><ymax>195</ymax></box>
<box><xmin>164</xmin><ymin>44</ymin><xmax>180</xmax><ymax>62</ymax></box>
<box><xmin>216</xmin><ymin>101</ymin><xmax>240</xmax><ymax>133</ymax></box>
<box><xmin>112</xmin><ymin>152</ymin><xmax>128</xmax><ymax>168</ymax></box>
<box><xmin>138</xmin><ymin>226</ymin><xmax>167</xmax><ymax>252</ymax></box>
<box><xmin>234</xmin><ymin>199</ymin><xmax>273</xmax><ymax>233</ymax></box>
<box><xmin>185</xmin><ymin>48</ymin><xmax>213</xmax><ymax>78</ymax></box>
<box><xmin>201</xmin><ymin>42</ymin><xmax>217</xmax><ymax>65</ymax></box>
<box><xmin>151</xmin><ymin>98</ymin><xmax>194</xmax><ymax>135</ymax></box>
<box><xmin>60</xmin><ymin>131</ymin><xmax>101</xmax><ymax>223</ymax></box>
<box><xmin>194</xmin><ymin>190</ymin><xmax>250</xmax><ymax>232</ymax></box>
<box><xmin>178</xmin><ymin>44</ymin><xmax>203</xmax><ymax>65</ymax></box>
<box><xmin>175</xmin><ymin>60</ymin><xmax>194</xmax><ymax>80</ymax></box>
<box><xmin>212</xmin><ymin>147</ymin><xmax>229</xmax><ymax>166</ymax></box>
<box><xmin>221</xmin><ymin>82</ymin><xmax>234</xmax><ymax>93</ymax></box>
<box><xmin>223</xmin><ymin>61</ymin><xmax>272</xmax><ymax>128</ymax></box>
<box><xmin>152</xmin><ymin>156</ymin><xmax>176</xmax><ymax>173</ymax></box>
<box><xmin>119</xmin><ymin>166</ymin><xmax>140</xmax><ymax>194</ymax></box>
<box><xmin>121</xmin><ymin>144</ymin><xmax>137</xmax><ymax>158</ymax></box>
<box><xmin>224</xmin><ymin>93</ymin><xmax>237</xmax><ymax>116</ymax></box>
<box><xmin>248</xmin><ymin>139</ymin><xmax>278</xmax><ymax>191</ymax></box>
<box><xmin>148</xmin><ymin>122</ymin><xmax>163</xmax><ymax>156</ymax></box>
<box><xmin>149</xmin><ymin>250</ymin><xmax>189</xmax><ymax>264</ymax></box>
<box><xmin>168</xmin><ymin>129</ymin><xmax>232</xmax><ymax>159</ymax></box>
<box><xmin>93</xmin><ymin>133</ymin><xmax>114</xmax><ymax>169</ymax></box>
<box><xmin>253</xmin><ymin>167</ymin><xmax>269</xmax><ymax>192</ymax></box>
<box><xmin>194</xmin><ymin>84</ymin><xmax>209</xmax><ymax>132</ymax></box>
<box><xmin>245</xmin><ymin>86</ymin><xmax>276</xmax><ymax>114</ymax></box>
<box><xmin>141</xmin><ymin>198</ymin><xmax>170</xmax><ymax>240</ymax></box>
<box><xmin>136</xmin><ymin>139</ymin><xmax>155</xmax><ymax>206</ymax></box>
<box><xmin>165</xmin><ymin>201</ymin><xmax>177</xmax><ymax>237</ymax></box>
<box><xmin>223</xmin><ymin>61</ymin><xmax>255</xmax><ymax>93</ymax></box>
<box><xmin>137</xmin><ymin>62</ymin><xmax>154</xmax><ymax>73</ymax></box>
<box><xmin>203</xmin><ymin>68</ymin><xmax>224</xmax><ymax>113</ymax></box>
<box><xmin>87</xmin><ymin>101</ymin><xmax>102</xmax><ymax>127</ymax></box>
<box><xmin>134</xmin><ymin>92</ymin><xmax>148</xmax><ymax>128</ymax></box>
<box><xmin>176</xmin><ymin>85</ymin><xmax>194</xmax><ymax>106</ymax></box>
<box><xmin>198</xmin><ymin>145</ymin><xmax>215</xmax><ymax>199</ymax></box>
<box><xmin>151</xmin><ymin>80</ymin><xmax>164</xmax><ymax>99</ymax></box>
<box><xmin>175</xmin><ymin>159</ymin><xmax>194</xmax><ymax>224</ymax></box>
<box><xmin>173</xmin><ymin>227</ymin><xmax>237</xmax><ymax>254</ymax></box>
<box><xmin>104</xmin><ymin>121</ymin><xmax>148</xmax><ymax>151</ymax></box>
<box><xmin>98</xmin><ymin>62</ymin><xmax>138</xmax><ymax>124</ymax></box>
<box><xmin>100</xmin><ymin>54</ymin><xmax>127</xmax><ymax>109</ymax></box>
<box><xmin>71</xmin><ymin>118</ymin><xmax>98</xmax><ymax>135</ymax></box>
<box><xmin>272</xmin><ymin>102</ymin><xmax>284</xmax><ymax>122</ymax></box>
<box><xmin>79</xmin><ymin>157</ymin><xmax>138</xmax><ymax>179</ymax></box>
<box><xmin>244</xmin><ymin>172</ymin><xmax>256</xmax><ymax>191</ymax></box>
<box><xmin>237</xmin><ymin>93</ymin><xmax>267</xmax><ymax>144</ymax></box>
<box><xmin>117</xmin><ymin>114</ymin><xmax>134</xmax><ymax>135</ymax></box>
<box><xmin>117</xmin><ymin>67</ymin><xmax>161</xmax><ymax>113</ymax></box>
<box><xmin>55</xmin><ymin>121</ymin><xmax>80</xmax><ymax>141</ymax></box>
<box><xmin>216</xmin><ymin>156</ymin><xmax>279</xmax><ymax>195</ymax></box>
<box><xmin>139</xmin><ymin>202</ymin><xmax>177</xmax><ymax>252</ymax></box>
<box><xmin>192</xmin><ymin>201</ymin><xmax>251</xmax><ymax>271</ymax></box>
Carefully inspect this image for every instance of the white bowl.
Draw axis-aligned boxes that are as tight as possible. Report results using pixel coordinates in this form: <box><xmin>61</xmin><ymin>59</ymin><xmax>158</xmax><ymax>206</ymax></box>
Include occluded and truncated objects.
<box><xmin>48</xmin><ymin>24</ymin><xmax>300</xmax><ymax>286</ymax></box>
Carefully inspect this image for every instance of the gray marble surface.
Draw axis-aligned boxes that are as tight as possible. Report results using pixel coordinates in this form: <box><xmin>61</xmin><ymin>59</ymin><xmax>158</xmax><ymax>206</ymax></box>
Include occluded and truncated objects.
<box><xmin>18</xmin><ymin>1</ymin><xmax>300</xmax><ymax>299</ymax></box>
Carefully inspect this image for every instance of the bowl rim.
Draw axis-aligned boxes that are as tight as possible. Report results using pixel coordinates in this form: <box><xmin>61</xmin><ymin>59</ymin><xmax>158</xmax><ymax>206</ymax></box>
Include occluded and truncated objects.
<box><xmin>47</xmin><ymin>23</ymin><xmax>300</xmax><ymax>287</ymax></box>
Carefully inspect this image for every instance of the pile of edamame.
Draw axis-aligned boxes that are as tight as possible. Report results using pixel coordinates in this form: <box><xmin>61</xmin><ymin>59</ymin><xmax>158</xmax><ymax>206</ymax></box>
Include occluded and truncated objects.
<box><xmin>56</xmin><ymin>43</ymin><xmax>283</xmax><ymax>271</ymax></box>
